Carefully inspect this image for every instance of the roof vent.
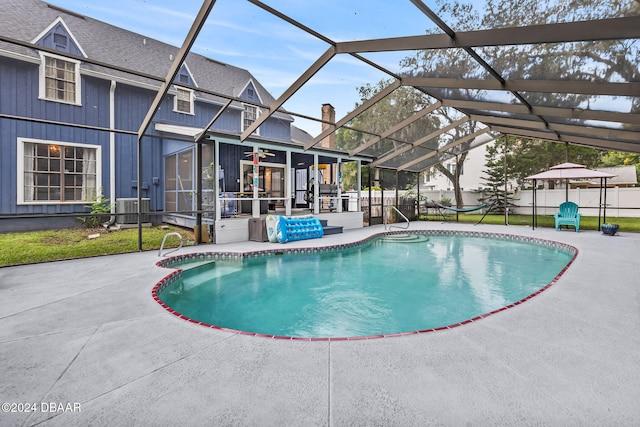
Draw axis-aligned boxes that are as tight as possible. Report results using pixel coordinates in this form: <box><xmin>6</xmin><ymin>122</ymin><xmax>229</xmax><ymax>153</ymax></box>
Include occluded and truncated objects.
<box><xmin>53</xmin><ymin>33</ymin><xmax>68</xmax><ymax>48</ymax></box>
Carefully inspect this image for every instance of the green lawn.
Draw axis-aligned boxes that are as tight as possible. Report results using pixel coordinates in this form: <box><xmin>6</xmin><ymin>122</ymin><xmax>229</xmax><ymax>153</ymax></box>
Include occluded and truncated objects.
<box><xmin>421</xmin><ymin>212</ymin><xmax>640</xmax><ymax>232</ymax></box>
<box><xmin>1</xmin><ymin>216</ymin><xmax>638</xmax><ymax>267</ymax></box>
<box><xmin>0</xmin><ymin>225</ymin><xmax>194</xmax><ymax>267</ymax></box>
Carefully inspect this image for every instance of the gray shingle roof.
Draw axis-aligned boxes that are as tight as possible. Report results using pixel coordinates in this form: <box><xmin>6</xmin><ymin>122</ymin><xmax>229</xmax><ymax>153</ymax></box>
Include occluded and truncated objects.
<box><xmin>0</xmin><ymin>0</ymin><xmax>291</xmax><ymax>120</ymax></box>
<box><xmin>594</xmin><ymin>166</ymin><xmax>638</xmax><ymax>186</ymax></box>
<box><xmin>291</xmin><ymin>126</ymin><xmax>314</xmax><ymax>145</ymax></box>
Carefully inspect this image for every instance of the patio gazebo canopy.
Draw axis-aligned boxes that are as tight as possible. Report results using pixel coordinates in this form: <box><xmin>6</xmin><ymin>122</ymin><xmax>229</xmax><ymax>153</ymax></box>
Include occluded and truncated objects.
<box><xmin>526</xmin><ymin>163</ymin><xmax>617</xmax><ymax>181</ymax></box>
<box><xmin>526</xmin><ymin>163</ymin><xmax>616</xmax><ymax>230</ymax></box>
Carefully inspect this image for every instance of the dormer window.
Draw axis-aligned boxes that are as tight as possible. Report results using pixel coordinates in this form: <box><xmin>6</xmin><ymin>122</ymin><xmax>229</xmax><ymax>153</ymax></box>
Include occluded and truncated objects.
<box><xmin>33</xmin><ymin>18</ymin><xmax>85</xmax><ymax>105</ymax></box>
<box><xmin>39</xmin><ymin>52</ymin><xmax>81</xmax><ymax>105</ymax></box>
<box><xmin>174</xmin><ymin>87</ymin><xmax>194</xmax><ymax>115</ymax></box>
<box><xmin>243</xmin><ymin>104</ymin><xmax>259</xmax><ymax>134</ymax></box>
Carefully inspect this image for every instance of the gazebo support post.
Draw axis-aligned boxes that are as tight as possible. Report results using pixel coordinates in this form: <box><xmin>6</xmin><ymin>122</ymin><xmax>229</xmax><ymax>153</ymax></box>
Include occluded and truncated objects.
<box><xmin>504</xmin><ymin>136</ymin><xmax>508</xmax><ymax>225</ymax></box>
<box><xmin>532</xmin><ymin>179</ymin><xmax>537</xmax><ymax>230</ymax></box>
<box><xmin>603</xmin><ymin>177</ymin><xmax>609</xmax><ymax>226</ymax></box>
<box><xmin>598</xmin><ymin>177</ymin><xmax>603</xmax><ymax>231</ymax></box>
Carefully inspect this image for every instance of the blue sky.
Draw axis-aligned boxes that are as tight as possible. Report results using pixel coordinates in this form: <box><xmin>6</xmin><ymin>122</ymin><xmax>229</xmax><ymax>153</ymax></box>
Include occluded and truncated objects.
<box><xmin>48</xmin><ymin>0</ymin><xmax>440</xmax><ymax>135</ymax></box>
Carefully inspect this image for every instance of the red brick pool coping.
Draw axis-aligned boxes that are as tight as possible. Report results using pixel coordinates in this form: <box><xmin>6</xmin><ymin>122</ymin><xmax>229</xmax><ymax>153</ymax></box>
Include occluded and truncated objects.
<box><xmin>152</xmin><ymin>230</ymin><xmax>578</xmax><ymax>340</ymax></box>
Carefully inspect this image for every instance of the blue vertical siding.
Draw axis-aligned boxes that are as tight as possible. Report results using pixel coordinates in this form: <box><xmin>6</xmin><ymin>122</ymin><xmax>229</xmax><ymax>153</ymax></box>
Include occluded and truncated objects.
<box><xmin>0</xmin><ymin>118</ymin><xmax>17</xmax><ymax>215</ymax></box>
<box><xmin>1</xmin><ymin>56</ymin><xmax>296</xmax><ymax>221</ymax></box>
<box><xmin>260</xmin><ymin>117</ymin><xmax>291</xmax><ymax>141</ymax></box>
<box><xmin>113</xmin><ymin>83</ymin><xmax>164</xmax><ymax>211</ymax></box>
<box><xmin>217</xmin><ymin>108</ymin><xmax>242</xmax><ymax>133</ymax></box>
<box><xmin>0</xmin><ymin>57</ymin><xmax>112</xmax><ymax>216</ymax></box>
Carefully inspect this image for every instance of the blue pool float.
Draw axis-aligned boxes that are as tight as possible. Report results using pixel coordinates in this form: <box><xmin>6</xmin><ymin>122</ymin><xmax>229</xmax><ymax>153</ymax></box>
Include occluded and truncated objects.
<box><xmin>276</xmin><ymin>215</ymin><xmax>324</xmax><ymax>243</ymax></box>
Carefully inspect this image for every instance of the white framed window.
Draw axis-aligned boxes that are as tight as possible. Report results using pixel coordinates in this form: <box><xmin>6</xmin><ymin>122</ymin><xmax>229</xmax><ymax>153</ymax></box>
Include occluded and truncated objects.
<box><xmin>243</xmin><ymin>104</ymin><xmax>259</xmax><ymax>134</ymax></box>
<box><xmin>174</xmin><ymin>87</ymin><xmax>194</xmax><ymax>115</ymax></box>
<box><xmin>38</xmin><ymin>52</ymin><xmax>81</xmax><ymax>105</ymax></box>
<box><xmin>17</xmin><ymin>138</ymin><xmax>101</xmax><ymax>204</ymax></box>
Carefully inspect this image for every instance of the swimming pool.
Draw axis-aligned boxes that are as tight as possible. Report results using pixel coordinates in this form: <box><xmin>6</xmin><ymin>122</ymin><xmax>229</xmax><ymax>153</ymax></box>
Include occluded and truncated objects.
<box><xmin>153</xmin><ymin>231</ymin><xmax>577</xmax><ymax>339</ymax></box>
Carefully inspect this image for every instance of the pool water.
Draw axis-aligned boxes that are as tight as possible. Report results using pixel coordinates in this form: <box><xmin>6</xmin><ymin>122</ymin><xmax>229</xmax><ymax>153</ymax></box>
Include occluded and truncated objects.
<box><xmin>157</xmin><ymin>233</ymin><xmax>575</xmax><ymax>338</ymax></box>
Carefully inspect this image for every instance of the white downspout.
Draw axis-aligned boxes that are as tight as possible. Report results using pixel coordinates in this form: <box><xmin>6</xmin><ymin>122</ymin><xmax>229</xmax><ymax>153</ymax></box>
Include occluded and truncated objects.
<box><xmin>337</xmin><ymin>158</ymin><xmax>342</xmax><ymax>213</ymax></box>
<box><xmin>215</xmin><ymin>139</ymin><xmax>221</xmax><ymax>221</ymax></box>
<box><xmin>109</xmin><ymin>80</ymin><xmax>116</xmax><ymax>213</ymax></box>
<box><xmin>285</xmin><ymin>149</ymin><xmax>292</xmax><ymax>216</ymax></box>
<box><xmin>357</xmin><ymin>160</ymin><xmax>362</xmax><ymax>212</ymax></box>
<box><xmin>252</xmin><ymin>144</ymin><xmax>260</xmax><ymax>218</ymax></box>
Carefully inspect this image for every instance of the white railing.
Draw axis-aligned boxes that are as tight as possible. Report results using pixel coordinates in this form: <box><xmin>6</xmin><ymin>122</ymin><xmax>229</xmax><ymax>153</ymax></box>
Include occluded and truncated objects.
<box><xmin>384</xmin><ymin>206</ymin><xmax>410</xmax><ymax>230</ymax></box>
<box><xmin>158</xmin><ymin>232</ymin><xmax>183</xmax><ymax>257</ymax></box>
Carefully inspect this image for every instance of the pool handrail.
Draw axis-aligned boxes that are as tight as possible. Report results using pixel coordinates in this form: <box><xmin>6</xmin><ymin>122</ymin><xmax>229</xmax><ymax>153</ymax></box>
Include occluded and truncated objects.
<box><xmin>158</xmin><ymin>232</ymin><xmax>183</xmax><ymax>257</ymax></box>
<box><xmin>384</xmin><ymin>206</ymin><xmax>410</xmax><ymax>230</ymax></box>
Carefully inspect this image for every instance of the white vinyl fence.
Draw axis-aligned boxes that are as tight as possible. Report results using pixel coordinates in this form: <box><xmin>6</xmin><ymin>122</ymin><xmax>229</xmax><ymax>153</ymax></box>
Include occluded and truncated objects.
<box><xmin>357</xmin><ymin>188</ymin><xmax>640</xmax><ymax>218</ymax></box>
<box><xmin>514</xmin><ymin>187</ymin><xmax>640</xmax><ymax>218</ymax></box>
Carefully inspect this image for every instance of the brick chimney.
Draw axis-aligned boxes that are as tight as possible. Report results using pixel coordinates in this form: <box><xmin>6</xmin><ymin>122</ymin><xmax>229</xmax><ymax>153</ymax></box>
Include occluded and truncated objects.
<box><xmin>321</xmin><ymin>103</ymin><xmax>336</xmax><ymax>149</ymax></box>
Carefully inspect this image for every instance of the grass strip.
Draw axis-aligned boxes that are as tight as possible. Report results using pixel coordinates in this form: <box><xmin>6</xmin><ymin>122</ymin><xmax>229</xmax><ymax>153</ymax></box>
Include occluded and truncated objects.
<box><xmin>0</xmin><ymin>225</ymin><xmax>194</xmax><ymax>267</ymax></box>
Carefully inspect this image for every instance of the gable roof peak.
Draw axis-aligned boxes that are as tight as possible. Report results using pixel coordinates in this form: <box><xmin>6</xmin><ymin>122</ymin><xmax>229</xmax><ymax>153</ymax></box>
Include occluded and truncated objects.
<box><xmin>174</xmin><ymin>63</ymin><xmax>198</xmax><ymax>87</ymax></box>
<box><xmin>31</xmin><ymin>16</ymin><xmax>87</xmax><ymax>58</ymax></box>
<box><xmin>238</xmin><ymin>78</ymin><xmax>263</xmax><ymax>104</ymax></box>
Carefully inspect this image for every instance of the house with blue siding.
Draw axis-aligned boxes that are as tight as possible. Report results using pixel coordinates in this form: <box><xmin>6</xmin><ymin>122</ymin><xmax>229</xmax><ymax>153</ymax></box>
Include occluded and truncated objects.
<box><xmin>0</xmin><ymin>0</ymin><xmax>365</xmax><ymax>240</ymax></box>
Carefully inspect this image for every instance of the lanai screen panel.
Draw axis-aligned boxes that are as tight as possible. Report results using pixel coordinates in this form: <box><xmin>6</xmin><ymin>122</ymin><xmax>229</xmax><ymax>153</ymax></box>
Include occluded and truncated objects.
<box><xmin>401</xmin><ymin>45</ymin><xmax>491</xmax><ymax>79</ymax></box>
<box><xmin>470</xmin><ymin>0</ymin><xmax>638</xmax><ymax>30</ymax></box>
<box><xmin>377</xmin><ymin>144</ymin><xmax>437</xmax><ymax>171</ymax></box>
<box><xmin>409</xmin><ymin>131</ymin><xmax>494</xmax><ymax>171</ymax></box>
<box><xmin>544</xmin><ymin>117</ymin><xmax>640</xmax><ymax>133</ymax></box>
<box><xmin>260</xmin><ymin>0</ymin><xmax>442</xmax><ymax>41</ymax></box>
<box><xmin>422</xmin><ymin>88</ymin><xmax>520</xmax><ymax>105</ymax></box>
<box><xmin>236</xmin><ymin>1</ymin><xmax>640</xmax><ymax>164</ymax></box>
<box><xmin>7</xmin><ymin>0</ymin><xmax>638</xmax><ymax>173</ymax></box>
<box><xmin>358</xmin><ymin>137</ymin><xmax>409</xmax><ymax>159</ymax></box>
<box><xmin>371</xmin><ymin>112</ymin><xmax>481</xmax><ymax>171</ymax></box>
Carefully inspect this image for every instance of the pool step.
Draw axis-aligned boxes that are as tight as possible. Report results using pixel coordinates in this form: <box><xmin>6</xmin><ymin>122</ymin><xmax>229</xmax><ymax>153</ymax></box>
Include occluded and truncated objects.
<box><xmin>177</xmin><ymin>260</ymin><xmax>243</xmax><ymax>290</ymax></box>
<box><xmin>319</xmin><ymin>219</ymin><xmax>343</xmax><ymax>236</ymax></box>
<box><xmin>380</xmin><ymin>233</ymin><xmax>429</xmax><ymax>243</ymax></box>
<box><xmin>179</xmin><ymin>259</ymin><xmax>217</xmax><ymax>271</ymax></box>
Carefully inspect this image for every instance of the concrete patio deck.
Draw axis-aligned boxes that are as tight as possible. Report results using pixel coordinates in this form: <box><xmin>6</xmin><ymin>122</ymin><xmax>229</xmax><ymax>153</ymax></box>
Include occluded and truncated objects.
<box><xmin>1</xmin><ymin>222</ymin><xmax>639</xmax><ymax>426</ymax></box>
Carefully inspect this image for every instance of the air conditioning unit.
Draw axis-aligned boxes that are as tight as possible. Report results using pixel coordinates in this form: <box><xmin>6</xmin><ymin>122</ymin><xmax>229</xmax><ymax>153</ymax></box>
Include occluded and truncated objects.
<box><xmin>116</xmin><ymin>198</ymin><xmax>150</xmax><ymax>224</ymax></box>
